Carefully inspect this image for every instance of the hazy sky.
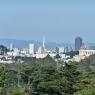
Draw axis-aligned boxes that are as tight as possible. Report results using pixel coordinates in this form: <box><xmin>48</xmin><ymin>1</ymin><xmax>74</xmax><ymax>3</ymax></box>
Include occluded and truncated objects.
<box><xmin>0</xmin><ymin>0</ymin><xmax>95</xmax><ymax>43</ymax></box>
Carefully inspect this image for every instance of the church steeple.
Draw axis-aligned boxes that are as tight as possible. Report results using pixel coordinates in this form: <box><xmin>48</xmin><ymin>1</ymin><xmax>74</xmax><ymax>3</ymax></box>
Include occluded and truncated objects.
<box><xmin>42</xmin><ymin>36</ymin><xmax>45</xmax><ymax>48</ymax></box>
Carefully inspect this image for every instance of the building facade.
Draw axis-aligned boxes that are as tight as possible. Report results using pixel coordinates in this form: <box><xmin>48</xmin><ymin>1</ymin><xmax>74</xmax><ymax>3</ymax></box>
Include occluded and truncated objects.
<box><xmin>79</xmin><ymin>49</ymin><xmax>95</xmax><ymax>57</ymax></box>
<box><xmin>29</xmin><ymin>43</ymin><xmax>34</xmax><ymax>55</ymax></box>
<box><xmin>75</xmin><ymin>37</ymin><xmax>82</xmax><ymax>51</ymax></box>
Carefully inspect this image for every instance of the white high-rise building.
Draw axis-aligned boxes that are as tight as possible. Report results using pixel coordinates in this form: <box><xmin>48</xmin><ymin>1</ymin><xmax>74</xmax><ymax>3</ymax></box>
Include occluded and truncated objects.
<box><xmin>29</xmin><ymin>43</ymin><xmax>34</xmax><ymax>55</ymax></box>
<box><xmin>10</xmin><ymin>43</ymin><xmax>13</xmax><ymax>51</ymax></box>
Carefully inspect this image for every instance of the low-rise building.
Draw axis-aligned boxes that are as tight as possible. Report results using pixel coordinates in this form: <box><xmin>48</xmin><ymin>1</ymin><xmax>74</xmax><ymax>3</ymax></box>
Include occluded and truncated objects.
<box><xmin>79</xmin><ymin>49</ymin><xmax>95</xmax><ymax>57</ymax></box>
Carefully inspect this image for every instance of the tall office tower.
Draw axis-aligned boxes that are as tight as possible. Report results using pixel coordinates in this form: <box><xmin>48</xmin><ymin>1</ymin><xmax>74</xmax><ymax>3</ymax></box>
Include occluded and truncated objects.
<box><xmin>41</xmin><ymin>36</ymin><xmax>46</xmax><ymax>54</ymax></box>
<box><xmin>29</xmin><ymin>43</ymin><xmax>34</xmax><ymax>55</ymax></box>
<box><xmin>75</xmin><ymin>37</ymin><xmax>82</xmax><ymax>51</ymax></box>
<box><xmin>10</xmin><ymin>43</ymin><xmax>13</xmax><ymax>51</ymax></box>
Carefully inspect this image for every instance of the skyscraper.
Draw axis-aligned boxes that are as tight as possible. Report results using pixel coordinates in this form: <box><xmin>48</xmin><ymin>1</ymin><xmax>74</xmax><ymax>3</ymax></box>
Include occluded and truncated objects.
<box><xmin>29</xmin><ymin>43</ymin><xmax>34</xmax><ymax>55</ymax></box>
<box><xmin>10</xmin><ymin>43</ymin><xmax>13</xmax><ymax>51</ymax></box>
<box><xmin>37</xmin><ymin>36</ymin><xmax>46</xmax><ymax>54</ymax></box>
<box><xmin>75</xmin><ymin>37</ymin><xmax>82</xmax><ymax>51</ymax></box>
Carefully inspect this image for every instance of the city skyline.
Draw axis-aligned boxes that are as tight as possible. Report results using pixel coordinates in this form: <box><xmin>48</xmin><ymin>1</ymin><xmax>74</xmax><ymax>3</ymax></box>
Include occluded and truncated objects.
<box><xmin>0</xmin><ymin>0</ymin><xmax>95</xmax><ymax>43</ymax></box>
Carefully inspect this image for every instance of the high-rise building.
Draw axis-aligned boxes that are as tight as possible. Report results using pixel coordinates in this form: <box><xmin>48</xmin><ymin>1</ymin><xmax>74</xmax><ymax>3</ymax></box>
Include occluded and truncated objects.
<box><xmin>37</xmin><ymin>36</ymin><xmax>46</xmax><ymax>54</ymax></box>
<box><xmin>29</xmin><ymin>43</ymin><xmax>34</xmax><ymax>55</ymax></box>
<box><xmin>75</xmin><ymin>37</ymin><xmax>82</xmax><ymax>51</ymax></box>
<box><xmin>10</xmin><ymin>43</ymin><xmax>13</xmax><ymax>51</ymax></box>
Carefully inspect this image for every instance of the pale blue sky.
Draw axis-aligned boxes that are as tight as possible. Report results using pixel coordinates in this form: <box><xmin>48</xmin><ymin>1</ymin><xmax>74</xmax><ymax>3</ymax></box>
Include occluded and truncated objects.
<box><xmin>0</xmin><ymin>0</ymin><xmax>95</xmax><ymax>43</ymax></box>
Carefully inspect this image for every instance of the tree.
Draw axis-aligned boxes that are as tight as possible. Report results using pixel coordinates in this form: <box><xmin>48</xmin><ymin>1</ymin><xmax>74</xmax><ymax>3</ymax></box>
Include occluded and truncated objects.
<box><xmin>43</xmin><ymin>55</ymin><xmax>56</xmax><ymax>65</ymax></box>
<box><xmin>74</xmin><ymin>88</ymin><xmax>95</xmax><ymax>95</ymax></box>
<box><xmin>64</xmin><ymin>51</ymin><xmax>79</xmax><ymax>58</ymax></box>
<box><xmin>74</xmin><ymin>72</ymin><xmax>95</xmax><ymax>95</ymax></box>
<box><xmin>0</xmin><ymin>45</ymin><xmax>8</xmax><ymax>55</ymax></box>
<box><xmin>10</xmin><ymin>87</ymin><xmax>29</xmax><ymax>95</ymax></box>
<box><xmin>28</xmin><ymin>64</ymin><xmax>64</xmax><ymax>95</ymax></box>
<box><xmin>0</xmin><ymin>64</ymin><xmax>5</xmax><ymax>87</ymax></box>
<box><xmin>0</xmin><ymin>64</ymin><xmax>5</xmax><ymax>95</ymax></box>
<box><xmin>5</xmin><ymin>69</ymin><xmax>18</xmax><ymax>87</ymax></box>
<box><xmin>54</xmin><ymin>54</ymin><xmax>61</xmax><ymax>60</ymax></box>
<box><xmin>21</xmin><ymin>64</ymin><xmax>35</xmax><ymax>85</ymax></box>
<box><xmin>3</xmin><ymin>54</ymin><xmax>95</xmax><ymax>95</ymax></box>
<box><xmin>60</xmin><ymin>62</ymin><xmax>80</xmax><ymax>95</ymax></box>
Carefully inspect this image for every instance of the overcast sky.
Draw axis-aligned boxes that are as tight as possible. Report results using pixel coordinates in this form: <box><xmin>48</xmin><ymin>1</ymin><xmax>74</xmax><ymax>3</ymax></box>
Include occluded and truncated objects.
<box><xmin>0</xmin><ymin>0</ymin><xmax>95</xmax><ymax>43</ymax></box>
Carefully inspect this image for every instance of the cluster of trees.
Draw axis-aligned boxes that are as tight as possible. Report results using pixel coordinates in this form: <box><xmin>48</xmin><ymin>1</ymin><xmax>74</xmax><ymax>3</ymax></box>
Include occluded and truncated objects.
<box><xmin>0</xmin><ymin>45</ymin><xmax>9</xmax><ymax>55</ymax></box>
<box><xmin>0</xmin><ymin>55</ymin><xmax>95</xmax><ymax>95</ymax></box>
<box><xmin>64</xmin><ymin>51</ymin><xmax>79</xmax><ymax>58</ymax></box>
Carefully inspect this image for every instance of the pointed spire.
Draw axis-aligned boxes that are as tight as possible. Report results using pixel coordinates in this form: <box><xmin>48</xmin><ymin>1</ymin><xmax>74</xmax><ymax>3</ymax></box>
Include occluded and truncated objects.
<box><xmin>42</xmin><ymin>36</ymin><xmax>45</xmax><ymax>48</ymax></box>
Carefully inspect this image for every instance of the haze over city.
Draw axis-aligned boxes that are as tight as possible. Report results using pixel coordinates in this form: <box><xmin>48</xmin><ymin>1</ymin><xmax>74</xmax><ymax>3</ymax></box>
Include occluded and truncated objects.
<box><xmin>0</xmin><ymin>0</ymin><xmax>95</xmax><ymax>43</ymax></box>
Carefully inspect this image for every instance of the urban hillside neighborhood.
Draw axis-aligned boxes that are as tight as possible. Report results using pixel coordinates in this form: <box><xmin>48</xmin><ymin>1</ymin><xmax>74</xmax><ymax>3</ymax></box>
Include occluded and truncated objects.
<box><xmin>0</xmin><ymin>0</ymin><xmax>95</xmax><ymax>95</ymax></box>
<box><xmin>0</xmin><ymin>37</ymin><xmax>95</xmax><ymax>64</ymax></box>
<box><xmin>0</xmin><ymin>37</ymin><xmax>95</xmax><ymax>95</ymax></box>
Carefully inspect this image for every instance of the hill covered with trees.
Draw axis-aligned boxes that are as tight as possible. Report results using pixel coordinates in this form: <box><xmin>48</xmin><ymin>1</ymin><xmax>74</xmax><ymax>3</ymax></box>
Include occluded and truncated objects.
<box><xmin>0</xmin><ymin>55</ymin><xmax>95</xmax><ymax>95</ymax></box>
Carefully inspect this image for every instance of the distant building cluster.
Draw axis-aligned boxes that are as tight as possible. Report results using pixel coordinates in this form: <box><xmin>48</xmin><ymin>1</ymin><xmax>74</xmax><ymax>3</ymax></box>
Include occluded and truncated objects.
<box><xmin>73</xmin><ymin>37</ymin><xmax>95</xmax><ymax>62</ymax></box>
<box><xmin>0</xmin><ymin>36</ymin><xmax>95</xmax><ymax>63</ymax></box>
<box><xmin>0</xmin><ymin>37</ymin><xmax>71</xmax><ymax>63</ymax></box>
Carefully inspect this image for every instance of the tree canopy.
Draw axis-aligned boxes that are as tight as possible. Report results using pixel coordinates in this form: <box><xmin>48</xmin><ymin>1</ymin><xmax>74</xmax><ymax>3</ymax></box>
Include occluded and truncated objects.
<box><xmin>0</xmin><ymin>55</ymin><xmax>95</xmax><ymax>95</ymax></box>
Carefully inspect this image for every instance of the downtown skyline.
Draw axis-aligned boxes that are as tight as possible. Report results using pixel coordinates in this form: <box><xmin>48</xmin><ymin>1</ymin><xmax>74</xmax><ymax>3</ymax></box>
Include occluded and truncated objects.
<box><xmin>0</xmin><ymin>0</ymin><xmax>95</xmax><ymax>43</ymax></box>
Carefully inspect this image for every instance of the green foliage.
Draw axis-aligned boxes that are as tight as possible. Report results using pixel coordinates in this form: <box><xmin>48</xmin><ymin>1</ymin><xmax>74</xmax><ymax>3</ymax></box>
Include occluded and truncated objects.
<box><xmin>0</xmin><ymin>45</ymin><xmax>8</xmax><ymax>55</ymax></box>
<box><xmin>0</xmin><ymin>87</ymin><xmax>4</xmax><ymax>95</ymax></box>
<box><xmin>5</xmin><ymin>70</ymin><xmax>18</xmax><ymax>87</ymax></box>
<box><xmin>22</xmin><ymin>62</ymin><xmax>80</xmax><ymax>95</ymax></box>
<box><xmin>0</xmin><ymin>64</ymin><xmax>5</xmax><ymax>87</ymax></box>
<box><xmin>64</xmin><ymin>51</ymin><xmax>79</xmax><ymax>58</ymax></box>
<box><xmin>74</xmin><ymin>55</ymin><xmax>95</xmax><ymax>95</ymax></box>
<box><xmin>54</xmin><ymin>54</ymin><xmax>61</xmax><ymax>59</ymax></box>
<box><xmin>42</xmin><ymin>55</ymin><xmax>56</xmax><ymax>65</ymax></box>
<box><xmin>29</xmin><ymin>64</ymin><xmax>63</xmax><ymax>95</ymax></box>
<box><xmin>79</xmin><ymin>55</ymin><xmax>95</xmax><ymax>73</ymax></box>
<box><xmin>74</xmin><ymin>88</ymin><xmax>95</xmax><ymax>95</ymax></box>
<box><xmin>60</xmin><ymin>62</ymin><xmax>80</xmax><ymax>94</ymax></box>
<box><xmin>1</xmin><ymin>55</ymin><xmax>95</xmax><ymax>95</ymax></box>
<box><xmin>74</xmin><ymin>73</ymin><xmax>95</xmax><ymax>95</ymax></box>
<box><xmin>9</xmin><ymin>87</ymin><xmax>29</xmax><ymax>95</ymax></box>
